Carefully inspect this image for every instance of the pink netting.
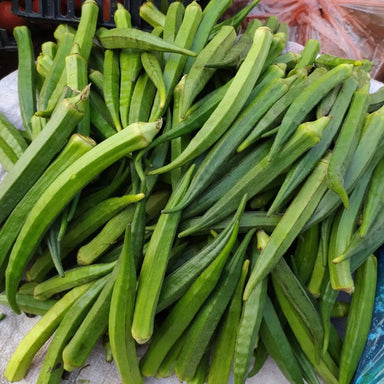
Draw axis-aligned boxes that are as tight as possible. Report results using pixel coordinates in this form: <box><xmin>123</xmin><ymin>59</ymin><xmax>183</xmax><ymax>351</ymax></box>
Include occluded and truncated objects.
<box><xmin>231</xmin><ymin>0</ymin><xmax>384</xmax><ymax>80</ymax></box>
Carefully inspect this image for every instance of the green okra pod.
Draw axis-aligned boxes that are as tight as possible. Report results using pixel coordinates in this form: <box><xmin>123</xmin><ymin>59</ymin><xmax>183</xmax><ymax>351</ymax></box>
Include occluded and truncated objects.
<box><xmin>33</xmin><ymin>262</ymin><xmax>115</xmax><ymax>301</ymax></box>
<box><xmin>268</xmin><ymin>76</ymin><xmax>358</xmax><ymax>215</ymax></box>
<box><xmin>131</xmin><ymin>165</ymin><xmax>195</xmax><ymax>344</ymax></box>
<box><xmin>13</xmin><ymin>26</ymin><xmax>36</xmax><ymax>139</ymax></box>
<box><xmin>175</xmin><ymin>232</ymin><xmax>253</xmax><ymax>381</ymax></box>
<box><xmin>180</xmin><ymin>117</ymin><xmax>328</xmax><ymax>238</ymax></box>
<box><xmin>140</xmin><ymin>197</ymin><xmax>246</xmax><ymax>377</ymax></box>
<box><xmin>0</xmin><ymin>89</ymin><xmax>88</xmax><ymax>226</ymax></box>
<box><xmin>207</xmin><ymin>259</ymin><xmax>249</xmax><ymax>384</ymax></box>
<box><xmin>97</xmin><ymin>26</ymin><xmax>197</xmax><ymax>56</ymax></box>
<box><xmin>6</xmin><ymin>120</ymin><xmax>161</xmax><ymax>313</ymax></box>
<box><xmin>327</xmin><ymin>82</ymin><xmax>371</xmax><ymax>209</ymax></box>
<box><xmin>243</xmin><ymin>152</ymin><xmax>330</xmax><ymax>299</ymax></box>
<box><xmin>36</xmin><ymin>277</ymin><xmax>108</xmax><ymax>384</ymax></box>
<box><xmin>139</xmin><ymin>1</ymin><xmax>166</xmax><ymax>28</ymax></box>
<box><xmin>149</xmin><ymin>26</ymin><xmax>273</xmax><ymax>175</ymax></box>
<box><xmin>4</xmin><ymin>283</ymin><xmax>93</xmax><ymax>382</ymax></box>
<box><xmin>339</xmin><ymin>256</ymin><xmax>377</xmax><ymax>384</ymax></box>
<box><xmin>268</xmin><ymin>63</ymin><xmax>353</xmax><ymax>160</ymax></box>
<box><xmin>109</xmin><ymin>227</ymin><xmax>143</xmax><ymax>384</ymax></box>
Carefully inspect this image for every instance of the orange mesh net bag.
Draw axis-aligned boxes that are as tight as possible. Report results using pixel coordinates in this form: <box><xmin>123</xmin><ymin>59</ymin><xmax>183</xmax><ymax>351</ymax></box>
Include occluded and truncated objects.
<box><xmin>233</xmin><ymin>0</ymin><xmax>384</xmax><ymax>80</ymax></box>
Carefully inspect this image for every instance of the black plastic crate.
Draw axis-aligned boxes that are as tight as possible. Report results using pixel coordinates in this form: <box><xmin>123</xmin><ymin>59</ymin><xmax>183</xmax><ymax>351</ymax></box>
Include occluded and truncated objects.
<box><xmin>0</xmin><ymin>28</ymin><xmax>17</xmax><ymax>50</ymax></box>
<box><xmin>11</xmin><ymin>0</ymin><xmax>201</xmax><ymax>29</ymax></box>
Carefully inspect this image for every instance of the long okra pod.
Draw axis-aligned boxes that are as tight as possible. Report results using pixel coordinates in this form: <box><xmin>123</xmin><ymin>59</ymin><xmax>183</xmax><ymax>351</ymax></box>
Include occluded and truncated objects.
<box><xmin>26</xmin><ymin>194</ymin><xmax>141</xmax><ymax>283</ymax></box>
<box><xmin>132</xmin><ymin>166</ymin><xmax>195</xmax><ymax>344</ymax></box>
<box><xmin>260</xmin><ymin>296</ymin><xmax>304</xmax><ymax>384</ymax></box>
<box><xmin>244</xmin><ymin>152</ymin><xmax>330</xmax><ymax>299</ymax></box>
<box><xmin>149</xmin><ymin>1</ymin><xmax>203</xmax><ymax>121</ymax></box>
<box><xmin>5</xmin><ymin>120</ymin><xmax>161</xmax><ymax>313</ymax></box>
<box><xmin>157</xmin><ymin>207</ymin><xmax>244</xmax><ymax>312</ymax></box>
<box><xmin>62</xmin><ymin>273</ymin><xmax>116</xmax><ymax>372</ymax></box>
<box><xmin>207</xmin><ymin>259</ymin><xmax>249</xmax><ymax>384</ymax></box>
<box><xmin>149</xmin><ymin>27</ymin><xmax>273</xmax><ymax>175</ymax></box>
<box><xmin>109</xmin><ymin>227</ymin><xmax>143</xmax><ymax>384</ymax></box>
<box><xmin>140</xmin><ymin>197</ymin><xmax>246</xmax><ymax>377</ymax></box>
<box><xmin>13</xmin><ymin>26</ymin><xmax>36</xmax><ymax>139</ymax></box>
<box><xmin>339</xmin><ymin>256</ymin><xmax>377</xmax><ymax>384</ymax></box>
<box><xmin>0</xmin><ymin>89</ymin><xmax>87</xmax><ymax>225</ymax></box>
<box><xmin>175</xmin><ymin>232</ymin><xmax>253</xmax><ymax>381</ymax></box>
<box><xmin>327</xmin><ymin>82</ymin><xmax>371</xmax><ymax>208</ymax></box>
<box><xmin>36</xmin><ymin>277</ymin><xmax>108</xmax><ymax>384</ymax></box>
<box><xmin>163</xmin><ymin>1</ymin><xmax>184</xmax><ymax>44</ymax></box>
<box><xmin>4</xmin><ymin>283</ymin><xmax>93</xmax><ymax>382</ymax></box>
<box><xmin>268</xmin><ymin>63</ymin><xmax>353</xmax><ymax>160</ymax></box>
<box><xmin>268</xmin><ymin>76</ymin><xmax>358</xmax><ymax>215</ymax></box>
<box><xmin>233</xmin><ymin>235</ymin><xmax>268</xmax><ymax>384</ymax></box>
<box><xmin>360</xmin><ymin>156</ymin><xmax>384</xmax><ymax>237</ymax></box>
<box><xmin>104</xmin><ymin>49</ymin><xmax>122</xmax><ymax>131</ymax></box>
<box><xmin>180</xmin><ymin>117</ymin><xmax>328</xmax><ymax>238</ymax></box>
<box><xmin>170</xmin><ymin>76</ymin><xmax>293</xmax><ymax>213</ymax></box>
<box><xmin>114</xmin><ymin>4</ymin><xmax>141</xmax><ymax>127</ymax></box>
<box><xmin>96</xmin><ymin>26</ymin><xmax>197</xmax><ymax>56</ymax></box>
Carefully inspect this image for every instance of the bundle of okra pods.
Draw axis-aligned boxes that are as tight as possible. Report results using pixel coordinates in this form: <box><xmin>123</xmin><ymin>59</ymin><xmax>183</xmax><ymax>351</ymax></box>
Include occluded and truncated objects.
<box><xmin>1</xmin><ymin>0</ymin><xmax>384</xmax><ymax>383</ymax></box>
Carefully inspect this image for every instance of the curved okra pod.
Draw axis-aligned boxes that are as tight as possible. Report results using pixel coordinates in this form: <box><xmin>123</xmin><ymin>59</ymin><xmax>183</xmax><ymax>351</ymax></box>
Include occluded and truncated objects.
<box><xmin>368</xmin><ymin>85</ymin><xmax>384</xmax><ymax>112</ymax></box>
<box><xmin>268</xmin><ymin>76</ymin><xmax>358</xmax><ymax>215</ymax></box>
<box><xmin>0</xmin><ymin>134</ymin><xmax>94</xmax><ymax>276</ymax></box>
<box><xmin>339</xmin><ymin>256</ymin><xmax>377</xmax><ymax>384</ymax></box>
<box><xmin>13</xmin><ymin>26</ymin><xmax>36</xmax><ymax>139</ymax></box>
<box><xmin>131</xmin><ymin>165</ymin><xmax>195</xmax><ymax>344</ymax></box>
<box><xmin>268</xmin><ymin>63</ymin><xmax>354</xmax><ymax>160</ymax></box>
<box><xmin>207</xmin><ymin>259</ymin><xmax>250</xmax><ymax>384</ymax></box>
<box><xmin>4</xmin><ymin>283</ymin><xmax>94</xmax><ymax>382</ymax></box>
<box><xmin>149</xmin><ymin>26</ymin><xmax>273</xmax><ymax>175</ymax></box>
<box><xmin>36</xmin><ymin>276</ymin><xmax>108</xmax><ymax>384</ymax></box>
<box><xmin>175</xmin><ymin>232</ymin><xmax>253</xmax><ymax>381</ymax></box>
<box><xmin>180</xmin><ymin>117</ymin><xmax>328</xmax><ymax>238</ymax></box>
<box><xmin>96</xmin><ymin>26</ymin><xmax>197</xmax><ymax>56</ymax></box>
<box><xmin>0</xmin><ymin>89</ymin><xmax>87</xmax><ymax>226</ymax></box>
<box><xmin>140</xmin><ymin>197</ymin><xmax>246</xmax><ymax>377</ymax></box>
<box><xmin>5</xmin><ymin>120</ymin><xmax>161</xmax><ymax>313</ymax></box>
<box><xmin>243</xmin><ymin>152</ymin><xmax>330</xmax><ymax>299</ymax></box>
<box><xmin>109</xmin><ymin>227</ymin><xmax>143</xmax><ymax>384</ymax></box>
<box><xmin>33</xmin><ymin>261</ymin><xmax>116</xmax><ymax>301</ymax></box>
<box><xmin>327</xmin><ymin>82</ymin><xmax>371</xmax><ymax>209</ymax></box>
<box><xmin>0</xmin><ymin>293</ymin><xmax>56</xmax><ymax>316</ymax></box>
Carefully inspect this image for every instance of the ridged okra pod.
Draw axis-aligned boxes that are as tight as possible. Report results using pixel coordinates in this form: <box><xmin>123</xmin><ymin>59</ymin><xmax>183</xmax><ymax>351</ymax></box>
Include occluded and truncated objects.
<box><xmin>5</xmin><ymin>120</ymin><xmax>161</xmax><ymax>313</ymax></box>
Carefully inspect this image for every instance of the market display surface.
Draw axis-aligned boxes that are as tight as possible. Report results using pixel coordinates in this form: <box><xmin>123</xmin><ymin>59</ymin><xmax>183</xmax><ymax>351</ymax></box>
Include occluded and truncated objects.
<box><xmin>1</xmin><ymin>0</ymin><xmax>384</xmax><ymax>383</ymax></box>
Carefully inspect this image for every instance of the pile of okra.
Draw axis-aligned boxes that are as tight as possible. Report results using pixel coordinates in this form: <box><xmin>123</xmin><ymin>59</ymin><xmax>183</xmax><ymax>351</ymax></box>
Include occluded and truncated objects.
<box><xmin>1</xmin><ymin>0</ymin><xmax>384</xmax><ymax>383</ymax></box>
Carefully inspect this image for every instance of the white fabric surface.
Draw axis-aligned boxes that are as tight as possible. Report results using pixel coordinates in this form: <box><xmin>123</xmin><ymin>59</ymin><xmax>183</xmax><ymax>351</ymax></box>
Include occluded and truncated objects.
<box><xmin>1</xmin><ymin>41</ymin><xmax>383</xmax><ymax>383</ymax></box>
